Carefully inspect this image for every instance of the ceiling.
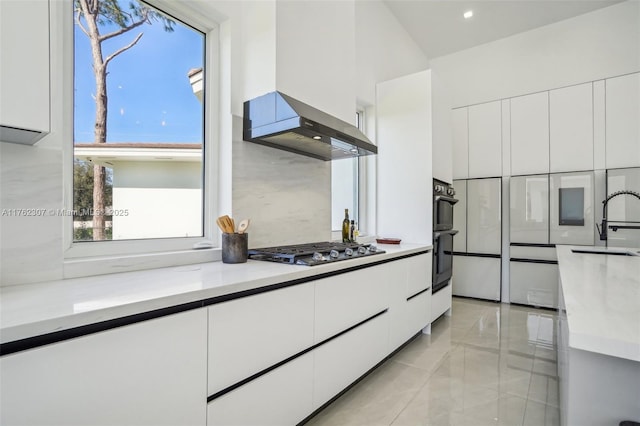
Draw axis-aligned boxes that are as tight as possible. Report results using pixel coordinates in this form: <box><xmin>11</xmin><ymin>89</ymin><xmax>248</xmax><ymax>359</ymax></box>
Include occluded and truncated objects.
<box><xmin>383</xmin><ymin>0</ymin><xmax>626</xmax><ymax>60</ymax></box>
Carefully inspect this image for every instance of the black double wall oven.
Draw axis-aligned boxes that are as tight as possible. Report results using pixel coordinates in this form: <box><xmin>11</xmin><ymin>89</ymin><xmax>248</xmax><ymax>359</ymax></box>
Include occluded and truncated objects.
<box><xmin>433</xmin><ymin>179</ymin><xmax>458</xmax><ymax>294</ymax></box>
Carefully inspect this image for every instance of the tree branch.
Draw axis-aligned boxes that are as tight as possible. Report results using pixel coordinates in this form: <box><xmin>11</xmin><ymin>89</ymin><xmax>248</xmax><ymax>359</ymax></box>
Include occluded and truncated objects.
<box><xmin>103</xmin><ymin>32</ymin><xmax>143</xmax><ymax>67</ymax></box>
<box><xmin>89</xmin><ymin>0</ymin><xmax>98</xmax><ymax>15</ymax></box>
<box><xmin>74</xmin><ymin>9</ymin><xmax>90</xmax><ymax>38</ymax></box>
<box><xmin>99</xmin><ymin>17</ymin><xmax>147</xmax><ymax>43</ymax></box>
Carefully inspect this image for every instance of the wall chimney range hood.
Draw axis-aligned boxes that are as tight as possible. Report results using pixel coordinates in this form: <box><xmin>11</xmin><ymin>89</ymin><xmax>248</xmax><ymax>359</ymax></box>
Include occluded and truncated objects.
<box><xmin>243</xmin><ymin>91</ymin><xmax>377</xmax><ymax>161</ymax></box>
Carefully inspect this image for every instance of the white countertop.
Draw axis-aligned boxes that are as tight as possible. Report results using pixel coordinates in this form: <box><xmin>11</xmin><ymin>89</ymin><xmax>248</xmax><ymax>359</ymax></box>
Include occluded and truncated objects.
<box><xmin>556</xmin><ymin>245</ymin><xmax>640</xmax><ymax>362</ymax></box>
<box><xmin>0</xmin><ymin>243</ymin><xmax>431</xmax><ymax>346</ymax></box>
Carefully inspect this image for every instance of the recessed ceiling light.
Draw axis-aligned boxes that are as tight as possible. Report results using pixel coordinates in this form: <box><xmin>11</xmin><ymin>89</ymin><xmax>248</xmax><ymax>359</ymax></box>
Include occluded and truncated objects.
<box><xmin>463</xmin><ymin>10</ymin><xmax>473</xmax><ymax>19</ymax></box>
<box><xmin>313</xmin><ymin>135</ymin><xmax>322</xmax><ymax>140</ymax></box>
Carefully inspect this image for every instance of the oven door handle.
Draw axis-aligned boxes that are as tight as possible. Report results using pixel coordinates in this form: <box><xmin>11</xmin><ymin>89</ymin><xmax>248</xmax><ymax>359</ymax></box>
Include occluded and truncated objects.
<box><xmin>434</xmin><ymin>229</ymin><xmax>459</xmax><ymax>238</ymax></box>
<box><xmin>434</xmin><ymin>195</ymin><xmax>458</xmax><ymax>205</ymax></box>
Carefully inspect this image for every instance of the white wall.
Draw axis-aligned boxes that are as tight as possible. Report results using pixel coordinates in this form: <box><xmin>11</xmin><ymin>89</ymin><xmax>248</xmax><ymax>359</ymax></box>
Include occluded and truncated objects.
<box><xmin>354</xmin><ymin>1</ymin><xmax>428</xmax><ymax>106</ymax></box>
<box><xmin>376</xmin><ymin>70</ymin><xmax>433</xmax><ymax>245</ymax></box>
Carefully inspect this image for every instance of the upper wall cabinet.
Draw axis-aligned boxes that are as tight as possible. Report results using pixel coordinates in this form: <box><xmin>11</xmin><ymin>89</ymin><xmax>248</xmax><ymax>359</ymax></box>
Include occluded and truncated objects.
<box><xmin>605</xmin><ymin>73</ymin><xmax>640</xmax><ymax>169</ymax></box>
<box><xmin>452</xmin><ymin>108</ymin><xmax>469</xmax><ymax>179</ymax></box>
<box><xmin>511</xmin><ymin>92</ymin><xmax>549</xmax><ymax>175</ymax></box>
<box><xmin>549</xmin><ymin>83</ymin><xmax>594</xmax><ymax>173</ymax></box>
<box><xmin>0</xmin><ymin>0</ymin><xmax>50</xmax><ymax>145</ymax></box>
<box><xmin>468</xmin><ymin>101</ymin><xmax>502</xmax><ymax>178</ymax></box>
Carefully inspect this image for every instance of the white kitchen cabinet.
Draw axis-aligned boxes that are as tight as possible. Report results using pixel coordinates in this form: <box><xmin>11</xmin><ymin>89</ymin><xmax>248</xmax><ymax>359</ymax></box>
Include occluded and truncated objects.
<box><xmin>510</xmin><ymin>260</ymin><xmax>558</xmax><ymax>309</ymax></box>
<box><xmin>405</xmin><ymin>290</ymin><xmax>431</xmax><ymax>336</ymax></box>
<box><xmin>466</xmin><ymin>178</ymin><xmax>502</xmax><ymax>254</ymax></box>
<box><xmin>314</xmin><ymin>264</ymin><xmax>389</xmax><ymax>343</ymax></box>
<box><xmin>377</xmin><ymin>70</ymin><xmax>433</xmax><ymax>244</ymax></box>
<box><xmin>549</xmin><ymin>83</ymin><xmax>594</xmax><ymax>172</ymax></box>
<box><xmin>508</xmin><ymin>241</ymin><xmax>559</xmax><ymax>309</ymax></box>
<box><xmin>501</xmin><ymin>99</ymin><xmax>511</xmax><ymax>177</ymax></box>
<box><xmin>0</xmin><ymin>310</ymin><xmax>208</xmax><ymax>426</ymax></box>
<box><xmin>511</xmin><ymin>92</ymin><xmax>550</xmax><ymax>175</ymax></box>
<box><xmin>510</xmin><ymin>174</ymin><xmax>549</xmax><ymax>244</ymax></box>
<box><xmin>313</xmin><ymin>313</ymin><xmax>389</xmax><ymax>410</ymax></box>
<box><xmin>452</xmin><ymin>180</ymin><xmax>467</xmax><ymax>252</ymax></box>
<box><xmin>452</xmin><ymin>255</ymin><xmax>501</xmax><ymax>301</ymax></box>
<box><xmin>406</xmin><ymin>253</ymin><xmax>431</xmax><ymax>296</ymax></box>
<box><xmin>207</xmin><ymin>353</ymin><xmax>314</xmax><ymax>426</ymax></box>
<box><xmin>452</xmin><ymin>107</ymin><xmax>469</xmax><ymax>179</ymax></box>
<box><xmin>593</xmin><ymin>80</ymin><xmax>607</xmax><ymax>170</ymax></box>
<box><xmin>605</xmin><ymin>72</ymin><xmax>640</xmax><ymax>169</ymax></box>
<box><xmin>468</xmin><ymin>101</ymin><xmax>502</xmax><ymax>178</ymax></box>
<box><xmin>388</xmin><ymin>254</ymin><xmax>432</xmax><ymax>351</ymax></box>
<box><xmin>208</xmin><ymin>284</ymin><xmax>314</xmax><ymax>394</ymax></box>
<box><xmin>431</xmin><ymin>283</ymin><xmax>452</xmax><ymax>322</ymax></box>
<box><xmin>0</xmin><ymin>0</ymin><xmax>50</xmax><ymax>144</ymax></box>
<box><xmin>550</xmin><ymin>171</ymin><xmax>595</xmax><ymax>245</ymax></box>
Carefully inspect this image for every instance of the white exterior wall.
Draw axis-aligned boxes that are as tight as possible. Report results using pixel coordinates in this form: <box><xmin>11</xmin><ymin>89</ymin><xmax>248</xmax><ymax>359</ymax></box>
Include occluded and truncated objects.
<box><xmin>111</xmin><ymin>162</ymin><xmax>202</xmax><ymax>240</ymax></box>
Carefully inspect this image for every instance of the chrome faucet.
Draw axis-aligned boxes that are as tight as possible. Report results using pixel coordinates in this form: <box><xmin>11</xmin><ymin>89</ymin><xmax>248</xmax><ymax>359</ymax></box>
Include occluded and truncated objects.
<box><xmin>597</xmin><ymin>190</ymin><xmax>640</xmax><ymax>241</ymax></box>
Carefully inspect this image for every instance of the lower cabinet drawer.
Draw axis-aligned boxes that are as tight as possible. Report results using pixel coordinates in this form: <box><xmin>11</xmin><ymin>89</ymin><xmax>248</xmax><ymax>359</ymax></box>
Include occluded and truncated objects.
<box><xmin>431</xmin><ymin>283</ymin><xmax>452</xmax><ymax>322</ymax></box>
<box><xmin>207</xmin><ymin>352</ymin><xmax>313</xmax><ymax>426</ymax></box>
<box><xmin>312</xmin><ymin>312</ymin><xmax>389</xmax><ymax>410</ymax></box>
<box><xmin>452</xmin><ymin>255</ymin><xmax>501</xmax><ymax>301</ymax></box>
<box><xmin>314</xmin><ymin>263</ymin><xmax>392</xmax><ymax>343</ymax></box>
<box><xmin>510</xmin><ymin>261</ymin><xmax>559</xmax><ymax>308</ymax></box>
<box><xmin>208</xmin><ymin>284</ymin><xmax>314</xmax><ymax>395</ymax></box>
<box><xmin>406</xmin><ymin>290</ymin><xmax>431</xmax><ymax>337</ymax></box>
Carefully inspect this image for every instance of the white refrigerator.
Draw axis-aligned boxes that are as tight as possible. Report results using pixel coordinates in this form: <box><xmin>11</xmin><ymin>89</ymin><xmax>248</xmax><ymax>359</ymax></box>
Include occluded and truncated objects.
<box><xmin>452</xmin><ymin>178</ymin><xmax>501</xmax><ymax>301</ymax></box>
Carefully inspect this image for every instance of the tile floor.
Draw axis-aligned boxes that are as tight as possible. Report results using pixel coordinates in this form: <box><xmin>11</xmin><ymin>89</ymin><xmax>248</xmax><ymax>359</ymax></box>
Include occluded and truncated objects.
<box><xmin>307</xmin><ymin>297</ymin><xmax>560</xmax><ymax>426</ymax></box>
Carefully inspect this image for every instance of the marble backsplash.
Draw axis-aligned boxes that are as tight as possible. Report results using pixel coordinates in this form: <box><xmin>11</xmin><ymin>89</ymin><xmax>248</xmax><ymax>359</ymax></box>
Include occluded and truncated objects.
<box><xmin>0</xmin><ymin>143</ymin><xmax>65</xmax><ymax>285</ymax></box>
<box><xmin>231</xmin><ymin>115</ymin><xmax>332</xmax><ymax>248</ymax></box>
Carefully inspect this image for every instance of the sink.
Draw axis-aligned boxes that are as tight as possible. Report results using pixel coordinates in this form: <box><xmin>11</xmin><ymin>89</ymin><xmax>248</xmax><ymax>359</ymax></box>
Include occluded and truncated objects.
<box><xmin>571</xmin><ymin>248</ymin><xmax>640</xmax><ymax>257</ymax></box>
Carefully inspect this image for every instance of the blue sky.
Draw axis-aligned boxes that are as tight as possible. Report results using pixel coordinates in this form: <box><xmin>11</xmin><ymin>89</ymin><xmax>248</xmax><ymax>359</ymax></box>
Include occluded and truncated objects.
<box><xmin>74</xmin><ymin>3</ymin><xmax>204</xmax><ymax>144</ymax></box>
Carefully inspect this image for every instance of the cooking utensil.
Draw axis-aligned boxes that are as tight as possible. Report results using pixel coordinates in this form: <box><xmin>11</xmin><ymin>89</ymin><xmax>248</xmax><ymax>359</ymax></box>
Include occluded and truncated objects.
<box><xmin>227</xmin><ymin>215</ymin><xmax>235</xmax><ymax>233</ymax></box>
<box><xmin>237</xmin><ymin>219</ymin><xmax>250</xmax><ymax>234</ymax></box>
<box><xmin>217</xmin><ymin>215</ymin><xmax>235</xmax><ymax>233</ymax></box>
<box><xmin>216</xmin><ymin>217</ymin><xmax>227</xmax><ymax>233</ymax></box>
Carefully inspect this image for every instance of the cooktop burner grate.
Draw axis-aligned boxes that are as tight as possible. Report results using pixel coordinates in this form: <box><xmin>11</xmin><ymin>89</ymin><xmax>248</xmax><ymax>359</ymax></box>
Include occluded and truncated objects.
<box><xmin>247</xmin><ymin>241</ymin><xmax>384</xmax><ymax>266</ymax></box>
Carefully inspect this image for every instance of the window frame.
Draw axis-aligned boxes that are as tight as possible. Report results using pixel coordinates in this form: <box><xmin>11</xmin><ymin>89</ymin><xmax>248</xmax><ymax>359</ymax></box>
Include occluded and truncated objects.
<box><xmin>331</xmin><ymin>108</ymin><xmax>372</xmax><ymax>237</ymax></box>
<box><xmin>61</xmin><ymin>0</ymin><xmax>221</xmax><ymax>274</ymax></box>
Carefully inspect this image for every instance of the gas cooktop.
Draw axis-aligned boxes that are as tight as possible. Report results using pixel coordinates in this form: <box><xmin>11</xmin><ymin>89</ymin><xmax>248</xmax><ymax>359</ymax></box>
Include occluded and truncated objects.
<box><xmin>247</xmin><ymin>241</ymin><xmax>385</xmax><ymax>266</ymax></box>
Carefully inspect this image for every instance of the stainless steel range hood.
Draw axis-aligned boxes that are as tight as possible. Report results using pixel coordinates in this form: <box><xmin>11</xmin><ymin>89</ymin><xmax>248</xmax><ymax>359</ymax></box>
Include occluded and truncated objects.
<box><xmin>243</xmin><ymin>91</ymin><xmax>377</xmax><ymax>161</ymax></box>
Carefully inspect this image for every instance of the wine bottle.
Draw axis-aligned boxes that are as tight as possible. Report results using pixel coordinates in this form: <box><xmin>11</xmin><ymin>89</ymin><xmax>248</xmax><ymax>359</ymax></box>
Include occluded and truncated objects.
<box><xmin>350</xmin><ymin>220</ymin><xmax>355</xmax><ymax>242</ymax></box>
<box><xmin>342</xmin><ymin>209</ymin><xmax>350</xmax><ymax>243</ymax></box>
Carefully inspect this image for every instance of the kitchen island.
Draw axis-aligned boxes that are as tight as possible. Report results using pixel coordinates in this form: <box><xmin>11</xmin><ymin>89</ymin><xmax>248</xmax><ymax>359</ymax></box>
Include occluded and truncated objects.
<box><xmin>1</xmin><ymin>243</ymin><xmax>435</xmax><ymax>426</ymax></box>
<box><xmin>556</xmin><ymin>245</ymin><xmax>640</xmax><ymax>426</ymax></box>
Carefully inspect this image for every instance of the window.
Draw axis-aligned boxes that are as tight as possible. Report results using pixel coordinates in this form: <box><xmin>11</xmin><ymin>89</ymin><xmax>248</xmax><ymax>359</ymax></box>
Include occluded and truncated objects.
<box><xmin>72</xmin><ymin>0</ymin><xmax>205</xmax><ymax>242</ymax></box>
<box><xmin>331</xmin><ymin>111</ymin><xmax>363</xmax><ymax>232</ymax></box>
